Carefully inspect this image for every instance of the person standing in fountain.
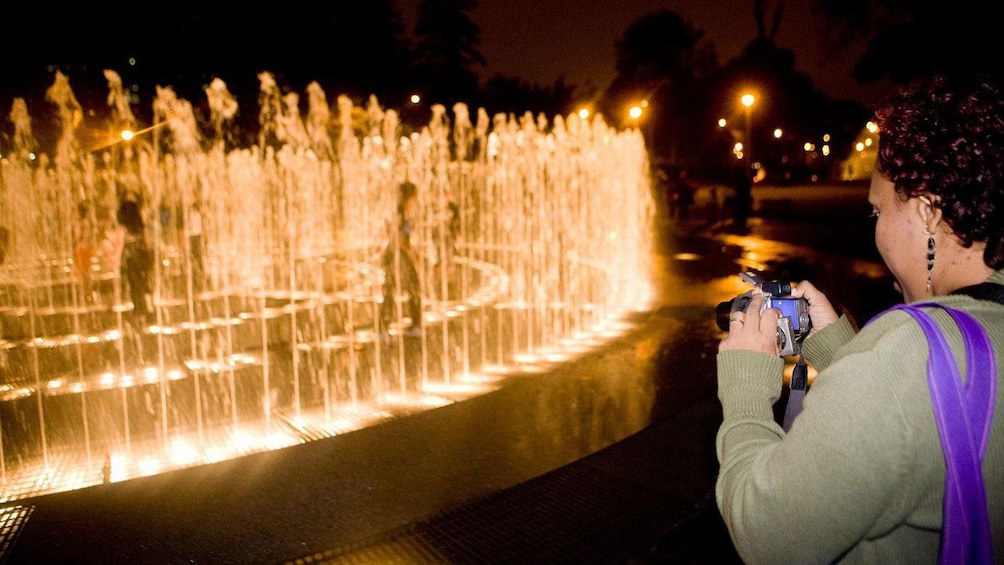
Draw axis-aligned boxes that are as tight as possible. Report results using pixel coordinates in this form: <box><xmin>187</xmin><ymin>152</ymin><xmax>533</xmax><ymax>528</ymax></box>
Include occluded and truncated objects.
<box><xmin>117</xmin><ymin>198</ymin><xmax>153</xmax><ymax>323</ymax></box>
<box><xmin>72</xmin><ymin>202</ymin><xmax>96</xmax><ymax>303</ymax></box>
<box><xmin>381</xmin><ymin>181</ymin><xmax>423</xmax><ymax>336</ymax></box>
<box><xmin>185</xmin><ymin>199</ymin><xmax>206</xmax><ymax>293</ymax></box>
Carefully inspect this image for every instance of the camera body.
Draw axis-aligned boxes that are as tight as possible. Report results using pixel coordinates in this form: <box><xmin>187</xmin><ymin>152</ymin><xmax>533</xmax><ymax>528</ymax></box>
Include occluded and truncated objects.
<box><xmin>716</xmin><ymin>272</ymin><xmax>811</xmax><ymax>356</ymax></box>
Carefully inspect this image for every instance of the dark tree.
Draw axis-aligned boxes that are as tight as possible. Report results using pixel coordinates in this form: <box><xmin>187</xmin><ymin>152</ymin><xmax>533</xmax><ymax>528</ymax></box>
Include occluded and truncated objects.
<box><xmin>815</xmin><ymin>0</ymin><xmax>1004</xmax><ymax>85</ymax></box>
<box><xmin>603</xmin><ymin>10</ymin><xmax>718</xmax><ymax>169</ymax></box>
<box><xmin>481</xmin><ymin>75</ymin><xmax>577</xmax><ymax>119</ymax></box>
<box><xmin>411</xmin><ymin>0</ymin><xmax>485</xmax><ymax>107</ymax></box>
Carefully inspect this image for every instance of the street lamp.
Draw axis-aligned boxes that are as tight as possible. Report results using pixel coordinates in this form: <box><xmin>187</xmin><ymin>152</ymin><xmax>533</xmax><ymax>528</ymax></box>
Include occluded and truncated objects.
<box><xmin>741</xmin><ymin>92</ymin><xmax>756</xmax><ymax>179</ymax></box>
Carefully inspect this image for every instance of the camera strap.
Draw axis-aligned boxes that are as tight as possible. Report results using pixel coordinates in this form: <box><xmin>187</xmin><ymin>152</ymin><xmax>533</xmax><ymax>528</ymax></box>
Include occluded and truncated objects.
<box><xmin>782</xmin><ymin>352</ymin><xmax>808</xmax><ymax>433</ymax></box>
<box><xmin>951</xmin><ymin>281</ymin><xmax>1004</xmax><ymax>303</ymax></box>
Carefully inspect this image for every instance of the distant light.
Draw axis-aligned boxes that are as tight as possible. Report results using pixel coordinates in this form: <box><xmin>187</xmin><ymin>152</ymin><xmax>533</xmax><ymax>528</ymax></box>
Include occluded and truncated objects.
<box><xmin>866</xmin><ymin>121</ymin><xmax>878</xmax><ymax>133</ymax></box>
<box><xmin>718</xmin><ymin>118</ymin><xmax>727</xmax><ymax>128</ymax></box>
<box><xmin>121</xmin><ymin>130</ymin><xmax>135</xmax><ymax>142</ymax></box>
<box><xmin>734</xmin><ymin>142</ymin><xmax>744</xmax><ymax>152</ymax></box>
<box><xmin>410</xmin><ymin>94</ymin><xmax>421</xmax><ymax>104</ymax></box>
<box><xmin>628</xmin><ymin>105</ymin><xmax>643</xmax><ymax>120</ymax></box>
<box><xmin>803</xmin><ymin>142</ymin><xmax>815</xmax><ymax>152</ymax></box>
<box><xmin>773</xmin><ymin>128</ymin><xmax>782</xmax><ymax>138</ymax></box>
<box><xmin>856</xmin><ymin>142</ymin><xmax>865</xmax><ymax>152</ymax></box>
<box><xmin>864</xmin><ymin>138</ymin><xmax>873</xmax><ymax>147</ymax></box>
<box><xmin>578</xmin><ymin>107</ymin><xmax>590</xmax><ymax>120</ymax></box>
<box><xmin>128</xmin><ymin>57</ymin><xmax>137</xmax><ymax>66</ymax></box>
<box><xmin>822</xmin><ymin>144</ymin><xmax>830</xmax><ymax>156</ymax></box>
<box><xmin>822</xmin><ymin>133</ymin><xmax>831</xmax><ymax>142</ymax></box>
<box><xmin>741</xmin><ymin>93</ymin><xmax>756</xmax><ymax>108</ymax></box>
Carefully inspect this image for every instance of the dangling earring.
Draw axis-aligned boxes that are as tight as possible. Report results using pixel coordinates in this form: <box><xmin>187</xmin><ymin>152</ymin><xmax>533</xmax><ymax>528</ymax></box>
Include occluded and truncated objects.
<box><xmin>924</xmin><ymin>226</ymin><xmax>936</xmax><ymax>292</ymax></box>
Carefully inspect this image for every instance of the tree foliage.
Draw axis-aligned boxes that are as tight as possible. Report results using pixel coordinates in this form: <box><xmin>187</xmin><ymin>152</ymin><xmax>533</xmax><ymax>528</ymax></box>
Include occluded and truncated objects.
<box><xmin>815</xmin><ymin>0</ymin><xmax>1004</xmax><ymax>85</ymax></box>
<box><xmin>411</xmin><ymin>0</ymin><xmax>486</xmax><ymax>106</ymax></box>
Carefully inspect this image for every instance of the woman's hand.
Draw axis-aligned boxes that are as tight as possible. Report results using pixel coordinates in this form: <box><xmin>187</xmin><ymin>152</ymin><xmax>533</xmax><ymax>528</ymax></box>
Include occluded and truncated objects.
<box><xmin>789</xmin><ymin>280</ymin><xmax>839</xmax><ymax>337</ymax></box>
<box><xmin>718</xmin><ymin>291</ymin><xmax>781</xmax><ymax>355</ymax></box>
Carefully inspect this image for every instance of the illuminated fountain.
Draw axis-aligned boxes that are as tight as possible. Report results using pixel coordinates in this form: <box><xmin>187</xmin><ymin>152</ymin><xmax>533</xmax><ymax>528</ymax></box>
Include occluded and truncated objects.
<box><xmin>0</xmin><ymin>70</ymin><xmax>655</xmax><ymax>501</ymax></box>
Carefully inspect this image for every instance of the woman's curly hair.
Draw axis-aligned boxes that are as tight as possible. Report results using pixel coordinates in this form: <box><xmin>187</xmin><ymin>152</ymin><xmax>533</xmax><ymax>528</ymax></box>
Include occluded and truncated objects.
<box><xmin>875</xmin><ymin>73</ymin><xmax>1004</xmax><ymax>269</ymax></box>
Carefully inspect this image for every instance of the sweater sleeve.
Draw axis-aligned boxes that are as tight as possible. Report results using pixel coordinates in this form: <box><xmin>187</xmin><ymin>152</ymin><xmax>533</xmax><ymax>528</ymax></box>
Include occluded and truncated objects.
<box><xmin>715</xmin><ymin>316</ymin><xmax>924</xmax><ymax>564</ymax></box>
<box><xmin>800</xmin><ymin>314</ymin><xmax>856</xmax><ymax>371</ymax></box>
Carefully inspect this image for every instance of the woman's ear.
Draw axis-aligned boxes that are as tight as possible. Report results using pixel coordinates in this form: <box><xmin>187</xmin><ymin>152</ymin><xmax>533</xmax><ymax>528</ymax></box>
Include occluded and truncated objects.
<box><xmin>916</xmin><ymin>195</ymin><xmax>943</xmax><ymax>232</ymax></box>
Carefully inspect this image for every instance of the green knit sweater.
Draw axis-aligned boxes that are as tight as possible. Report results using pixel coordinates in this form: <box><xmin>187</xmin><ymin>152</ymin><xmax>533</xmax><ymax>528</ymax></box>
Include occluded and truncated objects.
<box><xmin>716</xmin><ymin>269</ymin><xmax>1004</xmax><ymax>564</ymax></box>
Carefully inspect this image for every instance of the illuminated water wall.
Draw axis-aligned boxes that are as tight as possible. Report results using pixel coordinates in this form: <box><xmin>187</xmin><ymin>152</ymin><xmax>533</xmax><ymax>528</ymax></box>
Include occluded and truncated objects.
<box><xmin>0</xmin><ymin>70</ymin><xmax>655</xmax><ymax>501</ymax></box>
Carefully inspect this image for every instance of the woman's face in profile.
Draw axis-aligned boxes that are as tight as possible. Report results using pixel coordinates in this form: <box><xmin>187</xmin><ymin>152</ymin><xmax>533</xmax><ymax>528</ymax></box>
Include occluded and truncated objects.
<box><xmin>868</xmin><ymin>172</ymin><xmax>929</xmax><ymax>301</ymax></box>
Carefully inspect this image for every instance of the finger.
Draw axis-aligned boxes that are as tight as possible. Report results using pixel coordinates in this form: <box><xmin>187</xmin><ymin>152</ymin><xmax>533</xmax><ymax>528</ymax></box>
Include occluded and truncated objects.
<box><xmin>746</xmin><ymin>292</ymin><xmax>764</xmax><ymax>321</ymax></box>
<box><xmin>759</xmin><ymin>307</ymin><xmax>780</xmax><ymax>332</ymax></box>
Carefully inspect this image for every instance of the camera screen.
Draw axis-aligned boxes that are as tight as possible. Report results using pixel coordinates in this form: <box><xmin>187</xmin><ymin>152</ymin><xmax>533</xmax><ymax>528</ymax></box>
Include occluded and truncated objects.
<box><xmin>774</xmin><ymin>298</ymin><xmax>803</xmax><ymax>331</ymax></box>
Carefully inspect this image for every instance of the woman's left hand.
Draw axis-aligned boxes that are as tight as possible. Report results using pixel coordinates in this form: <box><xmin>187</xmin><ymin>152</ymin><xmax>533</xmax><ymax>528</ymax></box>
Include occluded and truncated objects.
<box><xmin>718</xmin><ymin>291</ymin><xmax>781</xmax><ymax>355</ymax></box>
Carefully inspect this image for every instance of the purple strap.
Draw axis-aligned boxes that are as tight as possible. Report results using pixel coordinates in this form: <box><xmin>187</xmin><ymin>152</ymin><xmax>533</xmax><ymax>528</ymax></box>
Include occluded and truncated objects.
<box><xmin>886</xmin><ymin>303</ymin><xmax>995</xmax><ymax>564</ymax></box>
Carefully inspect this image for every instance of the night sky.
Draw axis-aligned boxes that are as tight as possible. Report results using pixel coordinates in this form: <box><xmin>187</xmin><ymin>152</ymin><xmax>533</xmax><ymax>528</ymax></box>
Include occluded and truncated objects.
<box><xmin>2</xmin><ymin>0</ymin><xmax>892</xmax><ymax>112</ymax></box>
<box><xmin>397</xmin><ymin>0</ymin><xmax>891</xmax><ymax>105</ymax></box>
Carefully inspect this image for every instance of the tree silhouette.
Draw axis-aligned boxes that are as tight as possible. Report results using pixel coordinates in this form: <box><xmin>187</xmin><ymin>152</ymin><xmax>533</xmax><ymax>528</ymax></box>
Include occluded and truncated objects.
<box><xmin>412</xmin><ymin>0</ymin><xmax>486</xmax><ymax>107</ymax></box>
<box><xmin>604</xmin><ymin>2</ymin><xmax>869</xmax><ymax>182</ymax></box>
<box><xmin>604</xmin><ymin>10</ymin><xmax>717</xmax><ymax>166</ymax></box>
<box><xmin>482</xmin><ymin>75</ymin><xmax>576</xmax><ymax>118</ymax></box>
<box><xmin>815</xmin><ymin>0</ymin><xmax>1004</xmax><ymax>85</ymax></box>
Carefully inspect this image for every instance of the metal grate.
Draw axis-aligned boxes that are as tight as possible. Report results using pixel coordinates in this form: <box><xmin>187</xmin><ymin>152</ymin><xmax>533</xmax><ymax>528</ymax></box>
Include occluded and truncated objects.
<box><xmin>0</xmin><ymin>505</ymin><xmax>33</xmax><ymax>563</ymax></box>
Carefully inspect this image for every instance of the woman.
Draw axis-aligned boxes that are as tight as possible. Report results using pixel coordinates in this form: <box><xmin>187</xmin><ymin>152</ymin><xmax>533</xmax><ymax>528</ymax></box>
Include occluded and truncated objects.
<box><xmin>716</xmin><ymin>74</ymin><xmax>1004</xmax><ymax>563</ymax></box>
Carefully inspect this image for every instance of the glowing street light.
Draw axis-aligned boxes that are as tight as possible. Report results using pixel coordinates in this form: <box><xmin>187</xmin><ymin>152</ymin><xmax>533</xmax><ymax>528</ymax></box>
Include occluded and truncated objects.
<box><xmin>740</xmin><ymin>92</ymin><xmax>757</xmax><ymax>180</ymax></box>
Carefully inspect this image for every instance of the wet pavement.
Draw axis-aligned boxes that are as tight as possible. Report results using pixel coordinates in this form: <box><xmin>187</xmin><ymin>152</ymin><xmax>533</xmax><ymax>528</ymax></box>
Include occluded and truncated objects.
<box><xmin>2</xmin><ymin>182</ymin><xmax>899</xmax><ymax>564</ymax></box>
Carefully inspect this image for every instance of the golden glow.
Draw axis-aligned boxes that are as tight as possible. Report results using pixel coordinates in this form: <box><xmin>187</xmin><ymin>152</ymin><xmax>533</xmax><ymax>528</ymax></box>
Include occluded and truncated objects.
<box><xmin>741</xmin><ymin>93</ymin><xmax>756</xmax><ymax>108</ymax></box>
<box><xmin>773</xmin><ymin>128</ymin><xmax>782</xmax><ymax>138</ymax></box>
<box><xmin>628</xmin><ymin>105</ymin><xmax>643</xmax><ymax>120</ymax></box>
<box><xmin>578</xmin><ymin>107</ymin><xmax>590</xmax><ymax>120</ymax></box>
<box><xmin>718</xmin><ymin>118</ymin><xmax>727</xmax><ymax>128</ymax></box>
<box><xmin>138</xmin><ymin>457</ymin><xmax>162</xmax><ymax>477</ymax></box>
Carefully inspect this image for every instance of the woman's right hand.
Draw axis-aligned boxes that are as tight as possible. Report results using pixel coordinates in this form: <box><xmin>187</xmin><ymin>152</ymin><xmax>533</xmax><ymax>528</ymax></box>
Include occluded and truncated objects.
<box><xmin>790</xmin><ymin>280</ymin><xmax>839</xmax><ymax>337</ymax></box>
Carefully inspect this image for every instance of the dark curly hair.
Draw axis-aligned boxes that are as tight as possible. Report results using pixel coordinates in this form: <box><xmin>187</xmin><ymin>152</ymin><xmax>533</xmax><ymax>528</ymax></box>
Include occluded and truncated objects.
<box><xmin>874</xmin><ymin>73</ymin><xmax>1004</xmax><ymax>269</ymax></box>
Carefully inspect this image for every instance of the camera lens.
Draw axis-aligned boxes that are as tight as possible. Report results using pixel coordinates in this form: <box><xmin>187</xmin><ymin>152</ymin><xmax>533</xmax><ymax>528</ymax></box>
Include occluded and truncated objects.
<box><xmin>716</xmin><ymin>293</ymin><xmax>753</xmax><ymax>332</ymax></box>
<box><xmin>716</xmin><ymin>299</ymin><xmax>734</xmax><ymax>331</ymax></box>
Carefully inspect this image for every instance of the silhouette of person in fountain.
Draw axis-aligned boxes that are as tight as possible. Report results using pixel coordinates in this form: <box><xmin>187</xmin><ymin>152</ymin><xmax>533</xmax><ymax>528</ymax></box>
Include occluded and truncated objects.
<box><xmin>72</xmin><ymin>201</ymin><xmax>96</xmax><ymax>303</ymax></box>
<box><xmin>185</xmin><ymin>199</ymin><xmax>206</xmax><ymax>293</ymax></box>
<box><xmin>380</xmin><ymin>181</ymin><xmax>423</xmax><ymax>336</ymax></box>
<box><xmin>117</xmin><ymin>198</ymin><xmax>153</xmax><ymax>323</ymax></box>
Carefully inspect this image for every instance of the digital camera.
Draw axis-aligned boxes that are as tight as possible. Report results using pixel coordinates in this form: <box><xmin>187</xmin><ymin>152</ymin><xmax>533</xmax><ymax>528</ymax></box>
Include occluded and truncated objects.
<box><xmin>715</xmin><ymin>272</ymin><xmax>811</xmax><ymax>356</ymax></box>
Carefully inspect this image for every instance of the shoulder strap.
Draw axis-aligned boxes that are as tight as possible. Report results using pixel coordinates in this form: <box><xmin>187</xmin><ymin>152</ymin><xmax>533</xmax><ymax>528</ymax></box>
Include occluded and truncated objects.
<box><xmin>952</xmin><ymin>282</ymin><xmax>1004</xmax><ymax>304</ymax></box>
<box><xmin>889</xmin><ymin>303</ymin><xmax>995</xmax><ymax>565</ymax></box>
